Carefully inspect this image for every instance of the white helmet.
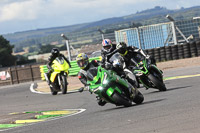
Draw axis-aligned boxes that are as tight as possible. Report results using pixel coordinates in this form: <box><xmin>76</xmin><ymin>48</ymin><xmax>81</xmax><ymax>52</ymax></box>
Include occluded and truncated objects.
<box><xmin>102</xmin><ymin>39</ymin><xmax>113</xmax><ymax>52</ymax></box>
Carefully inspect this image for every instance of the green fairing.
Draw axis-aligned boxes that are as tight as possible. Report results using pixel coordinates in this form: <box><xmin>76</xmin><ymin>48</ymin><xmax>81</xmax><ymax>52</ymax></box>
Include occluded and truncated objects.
<box><xmin>88</xmin><ymin>66</ymin><xmax>102</xmax><ymax>85</ymax></box>
<box><xmin>150</xmin><ymin>64</ymin><xmax>162</xmax><ymax>74</ymax></box>
<box><xmin>106</xmin><ymin>70</ymin><xmax>129</xmax><ymax>88</ymax></box>
<box><xmin>134</xmin><ymin>60</ymin><xmax>149</xmax><ymax>75</ymax></box>
<box><xmin>106</xmin><ymin>87</ymin><xmax>114</xmax><ymax>96</ymax></box>
<box><xmin>87</xmin><ymin>66</ymin><xmax>128</xmax><ymax>103</ymax></box>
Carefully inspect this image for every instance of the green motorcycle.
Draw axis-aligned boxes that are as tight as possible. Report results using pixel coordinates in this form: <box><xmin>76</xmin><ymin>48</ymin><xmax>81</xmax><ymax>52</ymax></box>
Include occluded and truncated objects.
<box><xmin>131</xmin><ymin>57</ymin><xmax>166</xmax><ymax>91</ymax></box>
<box><xmin>87</xmin><ymin>66</ymin><xmax>144</xmax><ymax>107</ymax></box>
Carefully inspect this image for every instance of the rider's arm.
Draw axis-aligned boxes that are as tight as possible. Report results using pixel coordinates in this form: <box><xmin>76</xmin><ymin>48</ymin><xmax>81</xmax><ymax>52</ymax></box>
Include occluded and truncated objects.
<box><xmin>130</xmin><ymin>47</ymin><xmax>149</xmax><ymax>59</ymax></box>
<box><xmin>91</xmin><ymin>60</ymin><xmax>100</xmax><ymax>67</ymax></box>
<box><xmin>61</xmin><ymin>54</ymin><xmax>72</xmax><ymax>68</ymax></box>
<box><xmin>78</xmin><ymin>72</ymin><xmax>88</xmax><ymax>87</ymax></box>
<box><xmin>100</xmin><ymin>49</ymin><xmax>106</xmax><ymax>65</ymax></box>
<box><xmin>47</xmin><ymin>55</ymin><xmax>54</xmax><ymax>69</ymax></box>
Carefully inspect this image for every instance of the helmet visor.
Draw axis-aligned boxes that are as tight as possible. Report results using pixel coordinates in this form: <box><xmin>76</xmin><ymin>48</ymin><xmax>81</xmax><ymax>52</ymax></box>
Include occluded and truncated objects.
<box><xmin>77</xmin><ymin>60</ymin><xmax>87</xmax><ymax>68</ymax></box>
<box><xmin>103</xmin><ymin>45</ymin><xmax>111</xmax><ymax>51</ymax></box>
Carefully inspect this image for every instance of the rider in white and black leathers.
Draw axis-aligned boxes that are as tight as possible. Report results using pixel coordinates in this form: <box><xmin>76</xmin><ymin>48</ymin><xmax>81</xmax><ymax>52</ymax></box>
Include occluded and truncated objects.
<box><xmin>101</xmin><ymin>39</ymin><xmax>117</xmax><ymax>67</ymax></box>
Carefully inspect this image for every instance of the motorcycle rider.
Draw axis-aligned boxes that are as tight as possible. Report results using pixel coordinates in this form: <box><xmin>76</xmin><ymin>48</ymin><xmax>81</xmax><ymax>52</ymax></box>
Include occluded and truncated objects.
<box><xmin>46</xmin><ymin>48</ymin><xmax>71</xmax><ymax>85</ymax></box>
<box><xmin>101</xmin><ymin>39</ymin><xmax>117</xmax><ymax>66</ymax></box>
<box><xmin>115</xmin><ymin>42</ymin><xmax>154</xmax><ymax>64</ymax></box>
<box><xmin>76</xmin><ymin>53</ymin><xmax>107</xmax><ymax>106</ymax></box>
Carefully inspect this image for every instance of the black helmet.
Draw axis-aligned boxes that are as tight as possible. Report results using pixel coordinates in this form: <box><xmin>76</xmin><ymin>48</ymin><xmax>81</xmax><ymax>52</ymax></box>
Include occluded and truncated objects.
<box><xmin>116</xmin><ymin>42</ymin><xmax>127</xmax><ymax>55</ymax></box>
<box><xmin>51</xmin><ymin>48</ymin><xmax>60</xmax><ymax>57</ymax></box>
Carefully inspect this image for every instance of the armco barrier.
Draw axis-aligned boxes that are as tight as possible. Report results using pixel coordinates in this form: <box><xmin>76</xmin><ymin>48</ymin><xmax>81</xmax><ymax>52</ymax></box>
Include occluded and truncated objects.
<box><xmin>40</xmin><ymin>56</ymin><xmax>102</xmax><ymax>80</ymax></box>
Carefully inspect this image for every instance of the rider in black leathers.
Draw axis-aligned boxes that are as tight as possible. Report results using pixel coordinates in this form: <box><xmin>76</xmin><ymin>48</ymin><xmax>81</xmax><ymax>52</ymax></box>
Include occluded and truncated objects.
<box><xmin>46</xmin><ymin>48</ymin><xmax>71</xmax><ymax>85</ymax></box>
<box><xmin>76</xmin><ymin>53</ymin><xmax>107</xmax><ymax>106</ymax></box>
<box><xmin>115</xmin><ymin>42</ymin><xmax>156</xmax><ymax>67</ymax></box>
<box><xmin>76</xmin><ymin>53</ymin><xmax>99</xmax><ymax>87</ymax></box>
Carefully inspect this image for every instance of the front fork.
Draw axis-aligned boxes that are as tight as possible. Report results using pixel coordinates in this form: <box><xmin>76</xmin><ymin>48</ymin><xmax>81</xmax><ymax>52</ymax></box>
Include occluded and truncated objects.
<box><xmin>58</xmin><ymin>74</ymin><xmax>61</xmax><ymax>86</ymax></box>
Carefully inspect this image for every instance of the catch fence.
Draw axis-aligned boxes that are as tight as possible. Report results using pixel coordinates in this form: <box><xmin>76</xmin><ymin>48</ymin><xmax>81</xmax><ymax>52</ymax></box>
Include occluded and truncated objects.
<box><xmin>115</xmin><ymin>18</ymin><xmax>200</xmax><ymax>49</ymax></box>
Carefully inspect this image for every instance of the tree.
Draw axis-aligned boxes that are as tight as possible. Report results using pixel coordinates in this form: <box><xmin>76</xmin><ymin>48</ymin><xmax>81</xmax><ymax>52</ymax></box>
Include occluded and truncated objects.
<box><xmin>38</xmin><ymin>44</ymin><xmax>55</xmax><ymax>54</ymax></box>
<box><xmin>0</xmin><ymin>35</ymin><xmax>16</xmax><ymax>67</ymax></box>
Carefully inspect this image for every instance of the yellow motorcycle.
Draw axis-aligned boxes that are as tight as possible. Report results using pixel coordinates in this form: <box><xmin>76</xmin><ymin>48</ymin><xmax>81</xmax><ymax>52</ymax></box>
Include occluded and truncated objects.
<box><xmin>46</xmin><ymin>56</ymin><xmax>70</xmax><ymax>95</ymax></box>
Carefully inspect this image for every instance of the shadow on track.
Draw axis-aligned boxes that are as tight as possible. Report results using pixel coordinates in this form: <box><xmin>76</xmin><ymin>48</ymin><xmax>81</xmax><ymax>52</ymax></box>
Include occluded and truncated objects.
<box><xmin>144</xmin><ymin>85</ymin><xmax>191</xmax><ymax>95</ymax></box>
<box><xmin>167</xmin><ymin>85</ymin><xmax>191</xmax><ymax>91</ymax></box>
<box><xmin>95</xmin><ymin>98</ymin><xmax>166</xmax><ymax>113</ymax></box>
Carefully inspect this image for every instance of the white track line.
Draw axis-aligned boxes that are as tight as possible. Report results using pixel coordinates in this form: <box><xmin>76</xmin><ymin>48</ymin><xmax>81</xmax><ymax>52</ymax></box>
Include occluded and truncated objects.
<box><xmin>30</xmin><ymin>83</ymin><xmax>80</xmax><ymax>94</ymax></box>
<box><xmin>0</xmin><ymin>109</ymin><xmax>86</xmax><ymax>132</ymax></box>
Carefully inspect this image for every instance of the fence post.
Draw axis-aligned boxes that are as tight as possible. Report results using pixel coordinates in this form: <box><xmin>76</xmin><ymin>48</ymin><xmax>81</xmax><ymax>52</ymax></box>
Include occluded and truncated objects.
<box><xmin>30</xmin><ymin>65</ymin><xmax>34</xmax><ymax>81</ymax></box>
<box><xmin>15</xmin><ymin>67</ymin><xmax>19</xmax><ymax>84</ymax></box>
<box><xmin>8</xmin><ymin>67</ymin><xmax>13</xmax><ymax>85</ymax></box>
<box><xmin>170</xmin><ymin>22</ymin><xmax>178</xmax><ymax>45</ymax></box>
<box><xmin>136</xmin><ymin>28</ymin><xmax>142</xmax><ymax>49</ymax></box>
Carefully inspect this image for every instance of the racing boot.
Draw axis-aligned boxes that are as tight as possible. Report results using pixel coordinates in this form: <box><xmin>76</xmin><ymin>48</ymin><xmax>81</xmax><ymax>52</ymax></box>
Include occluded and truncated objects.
<box><xmin>98</xmin><ymin>100</ymin><xmax>107</xmax><ymax>106</ymax></box>
<box><xmin>96</xmin><ymin>96</ymin><xmax>106</xmax><ymax>106</ymax></box>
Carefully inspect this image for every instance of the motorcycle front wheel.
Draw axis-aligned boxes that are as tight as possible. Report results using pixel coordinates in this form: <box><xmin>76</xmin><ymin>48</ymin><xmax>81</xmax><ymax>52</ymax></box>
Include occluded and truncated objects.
<box><xmin>112</xmin><ymin>91</ymin><xmax>132</xmax><ymax>107</ymax></box>
<box><xmin>60</xmin><ymin>75</ymin><xmax>67</xmax><ymax>94</ymax></box>
<box><xmin>148</xmin><ymin>74</ymin><xmax>166</xmax><ymax>91</ymax></box>
<box><xmin>50</xmin><ymin>86</ymin><xmax>58</xmax><ymax>95</ymax></box>
<box><xmin>133</xmin><ymin>91</ymin><xmax>144</xmax><ymax>104</ymax></box>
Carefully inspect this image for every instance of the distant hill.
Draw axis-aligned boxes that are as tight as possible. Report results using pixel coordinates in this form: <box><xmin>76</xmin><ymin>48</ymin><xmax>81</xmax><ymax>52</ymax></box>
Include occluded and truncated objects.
<box><xmin>3</xmin><ymin>6</ymin><xmax>200</xmax><ymax>46</ymax></box>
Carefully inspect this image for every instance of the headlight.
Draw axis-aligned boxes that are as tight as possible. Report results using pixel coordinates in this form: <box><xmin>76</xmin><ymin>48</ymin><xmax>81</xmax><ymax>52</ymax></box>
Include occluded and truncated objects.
<box><xmin>93</xmin><ymin>86</ymin><xmax>103</xmax><ymax>92</ymax></box>
<box><xmin>103</xmin><ymin>79</ymin><xmax>108</xmax><ymax>84</ymax></box>
<box><xmin>139</xmin><ymin>61</ymin><xmax>143</xmax><ymax>65</ymax></box>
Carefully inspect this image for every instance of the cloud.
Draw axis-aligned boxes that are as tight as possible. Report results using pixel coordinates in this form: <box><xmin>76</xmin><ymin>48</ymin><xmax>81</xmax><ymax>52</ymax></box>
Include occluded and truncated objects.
<box><xmin>0</xmin><ymin>0</ymin><xmax>157</xmax><ymax>23</ymax></box>
<box><xmin>0</xmin><ymin>0</ymin><xmax>44</xmax><ymax>22</ymax></box>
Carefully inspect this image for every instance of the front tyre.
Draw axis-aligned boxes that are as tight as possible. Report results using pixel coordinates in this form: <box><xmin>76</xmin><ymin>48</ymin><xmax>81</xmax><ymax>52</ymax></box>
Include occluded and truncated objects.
<box><xmin>112</xmin><ymin>91</ymin><xmax>132</xmax><ymax>107</ymax></box>
<box><xmin>50</xmin><ymin>86</ymin><xmax>58</xmax><ymax>95</ymax></box>
<box><xmin>61</xmin><ymin>75</ymin><xmax>67</xmax><ymax>94</ymax></box>
<box><xmin>133</xmin><ymin>91</ymin><xmax>144</xmax><ymax>104</ymax></box>
<box><xmin>148</xmin><ymin>74</ymin><xmax>166</xmax><ymax>91</ymax></box>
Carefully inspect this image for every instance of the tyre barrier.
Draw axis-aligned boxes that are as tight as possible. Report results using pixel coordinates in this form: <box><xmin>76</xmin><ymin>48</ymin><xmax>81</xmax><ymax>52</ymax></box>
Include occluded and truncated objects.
<box><xmin>196</xmin><ymin>41</ymin><xmax>200</xmax><ymax>56</ymax></box>
<box><xmin>183</xmin><ymin>43</ymin><xmax>191</xmax><ymax>58</ymax></box>
<box><xmin>190</xmin><ymin>41</ymin><xmax>197</xmax><ymax>57</ymax></box>
<box><xmin>171</xmin><ymin>45</ymin><xmax>179</xmax><ymax>60</ymax></box>
<box><xmin>165</xmin><ymin>46</ymin><xmax>172</xmax><ymax>61</ymax></box>
<box><xmin>146</xmin><ymin>40</ymin><xmax>200</xmax><ymax>63</ymax></box>
<box><xmin>177</xmin><ymin>44</ymin><xmax>184</xmax><ymax>59</ymax></box>
<box><xmin>154</xmin><ymin>48</ymin><xmax>161</xmax><ymax>62</ymax></box>
<box><xmin>160</xmin><ymin>47</ymin><xmax>166</xmax><ymax>62</ymax></box>
<box><xmin>147</xmin><ymin>48</ymin><xmax>154</xmax><ymax>59</ymax></box>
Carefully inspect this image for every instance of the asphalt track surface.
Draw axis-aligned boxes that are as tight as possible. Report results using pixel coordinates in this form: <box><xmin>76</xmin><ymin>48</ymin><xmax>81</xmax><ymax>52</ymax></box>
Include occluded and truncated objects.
<box><xmin>1</xmin><ymin>66</ymin><xmax>200</xmax><ymax>133</ymax></box>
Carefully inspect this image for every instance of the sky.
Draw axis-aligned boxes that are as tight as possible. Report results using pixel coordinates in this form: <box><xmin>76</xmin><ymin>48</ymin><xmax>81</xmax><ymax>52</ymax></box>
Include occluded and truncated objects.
<box><xmin>0</xmin><ymin>0</ymin><xmax>200</xmax><ymax>35</ymax></box>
